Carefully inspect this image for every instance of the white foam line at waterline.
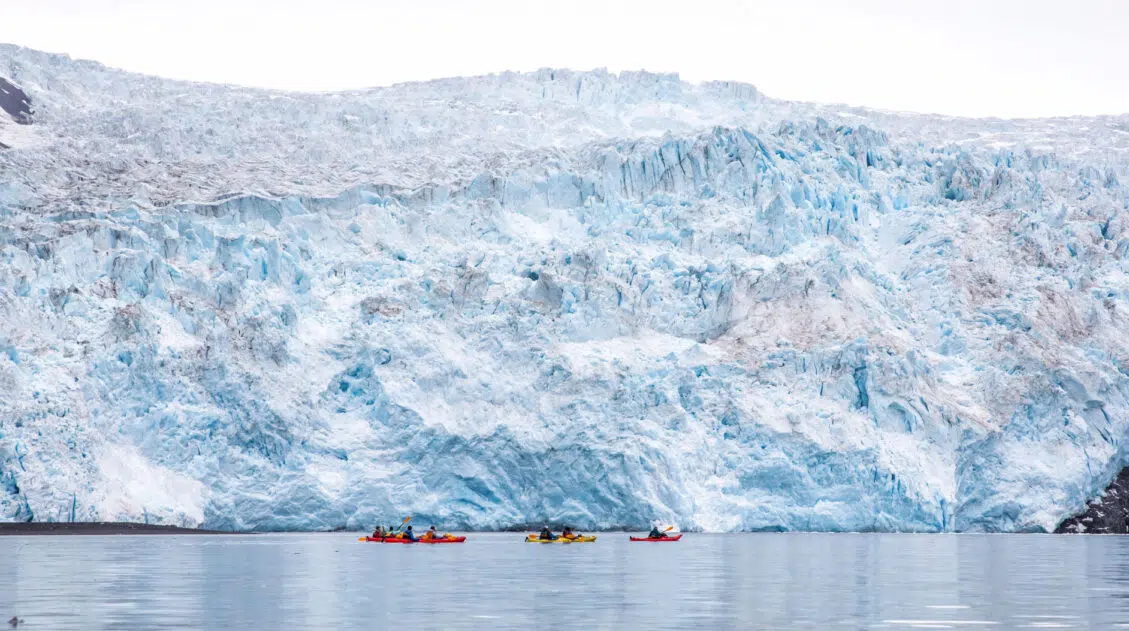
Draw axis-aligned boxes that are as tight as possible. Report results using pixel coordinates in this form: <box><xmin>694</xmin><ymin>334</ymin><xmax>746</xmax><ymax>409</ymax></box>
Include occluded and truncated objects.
<box><xmin>883</xmin><ymin>621</ymin><xmax>998</xmax><ymax>626</ymax></box>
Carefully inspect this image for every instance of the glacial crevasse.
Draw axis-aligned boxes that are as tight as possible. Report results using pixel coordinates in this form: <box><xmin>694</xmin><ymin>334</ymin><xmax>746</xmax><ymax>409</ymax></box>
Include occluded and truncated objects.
<box><xmin>2</xmin><ymin>44</ymin><xmax>1129</xmax><ymax>531</ymax></box>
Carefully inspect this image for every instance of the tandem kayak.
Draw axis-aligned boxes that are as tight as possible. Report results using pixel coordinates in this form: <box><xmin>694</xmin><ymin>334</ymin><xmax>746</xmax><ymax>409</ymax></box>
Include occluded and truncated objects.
<box><xmin>358</xmin><ymin>536</ymin><xmax>467</xmax><ymax>544</ymax></box>
<box><xmin>389</xmin><ymin>536</ymin><xmax>465</xmax><ymax>544</ymax></box>
<box><xmin>418</xmin><ymin>536</ymin><xmax>466</xmax><ymax>544</ymax></box>
<box><xmin>525</xmin><ymin>535</ymin><xmax>597</xmax><ymax>543</ymax></box>
<box><xmin>629</xmin><ymin>534</ymin><xmax>682</xmax><ymax>542</ymax></box>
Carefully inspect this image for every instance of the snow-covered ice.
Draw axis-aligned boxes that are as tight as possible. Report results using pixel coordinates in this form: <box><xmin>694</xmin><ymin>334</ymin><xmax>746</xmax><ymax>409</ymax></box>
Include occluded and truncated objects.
<box><xmin>1</xmin><ymin>44</ymin><xmax>1129</xmax><ymax>531</ymax></box>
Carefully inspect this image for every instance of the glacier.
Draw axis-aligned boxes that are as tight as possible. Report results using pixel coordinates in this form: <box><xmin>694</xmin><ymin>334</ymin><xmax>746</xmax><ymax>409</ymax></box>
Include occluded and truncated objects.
<box><xmin>2</xmin><ymin>44</ymin><xmax>1129</xmax><ymax>532</ymax></box>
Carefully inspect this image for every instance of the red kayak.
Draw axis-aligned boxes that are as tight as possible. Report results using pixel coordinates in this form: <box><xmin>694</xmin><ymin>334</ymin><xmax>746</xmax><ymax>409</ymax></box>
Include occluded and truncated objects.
<box><xmin>629</xmin><ymin>534</ymin><xmax>683</xmax><ymax>542</ymax></box>
<box><xmin>364</xmin><ymin>536</ymin><xmax>466</xmax><ymax>544</ymax></box>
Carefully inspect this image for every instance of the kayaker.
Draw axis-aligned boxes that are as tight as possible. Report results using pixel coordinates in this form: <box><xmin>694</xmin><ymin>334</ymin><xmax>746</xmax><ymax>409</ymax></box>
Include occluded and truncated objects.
<box><xmin>372</xmin><ymin>526</ymin><xmax>385</xmax><ymax>539</ymax></box>
<box><xmin>648</xmin><ymin>526</ymin><xmax>666</xmax><ymax>539</ymax></box>
<box><xmin>423</xmin><ymin>526</ymin><xmax>441</xmax><ymax>541</ymax></box>
<box><xmin>538</xmin><ymin>526</ymin><xmax>558</xmax><ymax>541</ymax></box>
<box><xmin>404</xmin><ymin>525</ymin><xmax>417</xmax><ymax>541</ymax></box>
<box><xmin>561</xmin><ymin>526</ymin><xmax>578</xmax><ymax>540</ymax></box>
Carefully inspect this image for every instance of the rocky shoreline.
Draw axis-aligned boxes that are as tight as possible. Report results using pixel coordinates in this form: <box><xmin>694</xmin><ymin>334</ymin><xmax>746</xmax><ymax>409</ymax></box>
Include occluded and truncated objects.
<box><xmin>0</xmin><ymin>522</ymin><xmax>241</xmax><ymax>535</ymax></box>
<box><xmin>1056</xmin><ymin>467</ymin><xmax>1129</xmax><ymax>534</ymax></box>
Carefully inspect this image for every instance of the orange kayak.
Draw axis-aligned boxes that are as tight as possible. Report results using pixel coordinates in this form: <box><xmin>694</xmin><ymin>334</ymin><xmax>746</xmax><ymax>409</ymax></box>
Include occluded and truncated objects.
<box><xmin>417</xmin><ymin>536</ymin><xmax>465</xmax><ymax>544</ymax></box>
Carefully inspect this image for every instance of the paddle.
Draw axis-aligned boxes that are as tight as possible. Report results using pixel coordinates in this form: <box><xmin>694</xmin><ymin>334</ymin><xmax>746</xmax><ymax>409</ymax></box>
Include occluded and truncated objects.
<box><xmin>392</xmin><ymin>516</ymin><xmax>415</xmax><ymax>539</ymax></box>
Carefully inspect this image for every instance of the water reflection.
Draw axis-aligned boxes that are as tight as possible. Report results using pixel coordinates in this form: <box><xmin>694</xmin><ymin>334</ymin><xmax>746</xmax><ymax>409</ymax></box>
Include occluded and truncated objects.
<box><xmin>4</xmin><ymin>533</ymin><xmax>1129</xmax><ymax>630</ymax></box>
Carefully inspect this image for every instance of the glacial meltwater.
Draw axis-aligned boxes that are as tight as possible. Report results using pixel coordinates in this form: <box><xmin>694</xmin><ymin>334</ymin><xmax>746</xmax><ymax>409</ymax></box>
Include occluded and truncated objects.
<box><xmin>5</xmin><ymin>533</ymin><xmax>1129</xmax><ymax>630</ymax></box>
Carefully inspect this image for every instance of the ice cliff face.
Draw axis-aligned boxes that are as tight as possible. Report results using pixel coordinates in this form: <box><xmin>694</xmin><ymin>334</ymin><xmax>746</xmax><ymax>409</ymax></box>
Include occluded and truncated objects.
<box><xmin>2</xmin><ymin>44</ymin><xmax>1129</xmax><ymax>532</ymax></box>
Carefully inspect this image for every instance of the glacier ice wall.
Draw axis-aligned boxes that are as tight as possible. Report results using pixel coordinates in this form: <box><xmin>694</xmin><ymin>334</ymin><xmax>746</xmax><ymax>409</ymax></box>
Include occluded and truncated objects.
<box><xmin>2</xmin><ymin>44</ymin><xmax>1129</xmax><ymax>531</ymax></box>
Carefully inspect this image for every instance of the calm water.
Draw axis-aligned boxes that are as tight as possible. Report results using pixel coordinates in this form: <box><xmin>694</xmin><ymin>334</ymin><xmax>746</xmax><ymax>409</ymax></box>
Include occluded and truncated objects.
<box><xmin>5</xmin><ymin>533</ymin><xmax>1129</xmax><ymax>630</ymax></box>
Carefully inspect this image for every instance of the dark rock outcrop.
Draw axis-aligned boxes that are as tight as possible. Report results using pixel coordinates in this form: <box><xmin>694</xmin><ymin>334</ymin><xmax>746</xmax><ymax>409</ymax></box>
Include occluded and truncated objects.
<box><xmin>1057</xmin><ymin>467</ymin><xmax>1129</xmax><ymax>534</ymax></box>
<box><xmin>0</xmin><ymin>77</ymin><xmax>32</xmax><ymax>124</ymax></box>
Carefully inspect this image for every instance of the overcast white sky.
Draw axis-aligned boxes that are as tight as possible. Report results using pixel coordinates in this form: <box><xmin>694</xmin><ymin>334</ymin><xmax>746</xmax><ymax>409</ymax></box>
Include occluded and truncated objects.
<box><xmin>2</xmin><ymin>0</ymin><xmax>1126</xmax><ymax>118</ymax></box>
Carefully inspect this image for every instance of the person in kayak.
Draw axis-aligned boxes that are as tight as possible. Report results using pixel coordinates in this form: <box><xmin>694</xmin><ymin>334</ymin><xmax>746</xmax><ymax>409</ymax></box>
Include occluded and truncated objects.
<box><xmin>538</xmin><ymin>526</ymin><xmax>558</xmax><ymax>541</ymax></box>
<box><xmin>423</xmin><ymin>526</ymin><xmax>447</xmax><ymax>541</ymax></box>
<box><xmin>648</xmin><ymin>526</ymin><xmax>666</xmax><ymax>539</ymax></box>
<box><xmin>371</xmin><ymin>526</ymin><xmax>385</xmax><ymax>539</ymax></box>
<box><xmin>403</xmin><ymin>525</ymin><xmax>417</xmax><ymax>541</ymax></box>
<box><xmin>561</xmin><ymin>526</ymin><xmax>578</xmax><ymax>540</ymax></box>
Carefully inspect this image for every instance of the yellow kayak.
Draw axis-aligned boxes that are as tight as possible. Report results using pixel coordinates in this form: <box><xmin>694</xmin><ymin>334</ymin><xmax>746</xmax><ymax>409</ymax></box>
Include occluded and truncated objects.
<box><xmin>525</xmin><ymin>534</ymin><xmax>597</xmax><ymax>543</ymax></box>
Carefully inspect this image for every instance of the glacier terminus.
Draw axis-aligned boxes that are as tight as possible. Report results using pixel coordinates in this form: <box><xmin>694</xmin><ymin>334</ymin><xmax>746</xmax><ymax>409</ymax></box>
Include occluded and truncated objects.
<box><xmin>2</xmin><ymin>44</ymin><xmax>1129</xmax><ymax>533</ymax></box>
